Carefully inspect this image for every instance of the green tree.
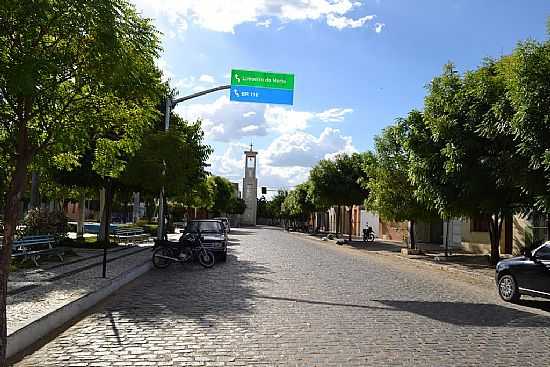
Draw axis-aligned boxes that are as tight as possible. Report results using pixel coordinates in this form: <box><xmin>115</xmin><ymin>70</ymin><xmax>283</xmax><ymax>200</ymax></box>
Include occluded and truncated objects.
<box><xmin>365</xmin><ymin>122</ymin><xmax>438</xmax><ymax>249</ymax></box>
<box><xmin>0</xmin><ymin>0</ymin><xmax>162</xmax><ymax>360</ymax></box>
<box><xmin>309</xmin><ymin>153</ymin><xmax>368</xmax><ymax>240</ymax></box>
<box><xmin>121</xmin><ymin>118</ymin><xmax>212</xmax><ymax>198</ymax></box>
<box><xmin>407</xmin><ymin>63</ymin><xmax>527</xmax><ymax>264</ymax></box>
<box><xmin>502</xmin><ymin>38</ymin><xmax>550</xmax><ymax>212</ymax></box>
<box><xmin>228</xmin><ymin>198</ymin><xmax>246</xmax><ymax>215</ymax></box>
<box><xmin>175</xmin><ymin>179</ymin><xmax>214</xmax><ymax>212</ymax></box>
<box><xmin>206</xmin><ymin>176</ymin><xmax>236</xmax><ymax>217</ymax></box>
<box><xmin>282</xmin><ymin>183</ymin><xmax>315</xmax><ymax>227</ymax></box>
<box><xmin>269</xmin><ymin>190</ymin><xmax>288</xmax><ymax>226</ymax></box>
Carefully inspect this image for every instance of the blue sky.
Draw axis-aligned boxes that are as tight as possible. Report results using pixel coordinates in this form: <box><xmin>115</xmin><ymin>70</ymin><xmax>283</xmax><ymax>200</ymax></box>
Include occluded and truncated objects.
<box><xmin>131</xmin><ymin>0</ymin><xmax>549</xmax><ymax>193</ymax></box>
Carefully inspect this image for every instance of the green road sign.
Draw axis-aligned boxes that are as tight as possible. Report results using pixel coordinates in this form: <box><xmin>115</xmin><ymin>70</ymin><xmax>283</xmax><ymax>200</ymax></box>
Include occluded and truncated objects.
<box><xmin>231</xmin><ymin>69</ymin><xmax>294</xmax><ymax>90</ymax></box>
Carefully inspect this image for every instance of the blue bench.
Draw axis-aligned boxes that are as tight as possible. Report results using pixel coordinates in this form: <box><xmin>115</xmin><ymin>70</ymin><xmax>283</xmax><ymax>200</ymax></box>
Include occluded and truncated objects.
<box><xmin>12</xmin><ymin>235</ymin><xmax>64</xmax><ymax>266</ymax></box>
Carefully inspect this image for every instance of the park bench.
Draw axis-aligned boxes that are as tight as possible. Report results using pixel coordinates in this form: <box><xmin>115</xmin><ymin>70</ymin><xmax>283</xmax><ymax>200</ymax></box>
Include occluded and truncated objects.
<box><xmin>12</xmin><ymin>234</ymin><xmax>64</xmax><ymax>266</ymax></box>
<box><xmin>112</xmin><ymin>227</ymin><xmax>149</xmax><ymax>245</ymax></box>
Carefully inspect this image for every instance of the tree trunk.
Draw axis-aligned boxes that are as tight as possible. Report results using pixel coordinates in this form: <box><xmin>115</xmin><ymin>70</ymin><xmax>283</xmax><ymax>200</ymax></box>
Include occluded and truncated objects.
<box><xmin>77</xmin><ymin>192</ymin><xmax>85</xmax><ymax>238</ymax></box>
<box><xmin>488</xmin><ymin>213</ymin><xmax>503</xmax><ymax>265</ymax></box>
<box><xmin>0</xmin><ymin>128</ymin><xmax>32</xmax><ymax>364</ymax></box>
<box><xmin>348</xmin><ymin>206</ymin><xmax>353</xmax><ymax>242</ymax></box>
<box><xmin>133</xmin><ymin>192</ymin><xmax>140</xmax><ymax>223</ymax></box>
<box><xmin>409</xmin><ymin>219</ymin><xmax>416</xmax><ymax>250</ymax></box>
<box><xmin>335</xmin><ymin>206</ymin><xmax>340</xmax><ymax>236</ymax></box>
<box><xmin>444</xmin><ymin>219</ymin><xmax>450</xmax><ymax>257</ymax></box>
<box><xmin>29</xmin><ymin>171</ymin><xmax>39</xmax><ymax>210</ymax></box>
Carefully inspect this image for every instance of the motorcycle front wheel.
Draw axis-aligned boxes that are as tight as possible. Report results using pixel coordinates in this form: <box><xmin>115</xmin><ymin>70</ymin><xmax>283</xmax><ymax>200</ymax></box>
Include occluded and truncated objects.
<box><xmin>197</xmin><ymin>249</ymin><xmax>215</xmax><ymax>268</ymax></box>
<box><xmin>152</xmin><ymin>247</ymin><xmax>173</xmax><ymax>269</ymax></box>
<box><xmin>367</xmin><ymin>233</ymin><xmax>375</xmax><ymax>243</ymax></box>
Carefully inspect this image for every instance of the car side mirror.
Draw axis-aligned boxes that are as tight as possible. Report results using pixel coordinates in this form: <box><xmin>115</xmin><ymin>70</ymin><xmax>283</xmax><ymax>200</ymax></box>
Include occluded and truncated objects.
<box><xmin>523</xmin><ymin>248</ymin><xmax>532</xmax><ymax>259</ymax></box>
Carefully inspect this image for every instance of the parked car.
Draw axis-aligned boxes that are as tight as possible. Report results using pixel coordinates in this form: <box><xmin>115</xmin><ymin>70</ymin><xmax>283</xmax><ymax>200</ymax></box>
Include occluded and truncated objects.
<box><xmin>214</xmin><ymin>217</ymin><xmax>230</xmax><ymax>233</ymax></box>
<box><xmin>496</xmin><ymin>241</ymin><xmax>550</xmax><ymax>302</ymax></box>
<box><xmin>183</xmin><ymin>220</ymin><xmax>227</xmax><ymax>262</ymax></box>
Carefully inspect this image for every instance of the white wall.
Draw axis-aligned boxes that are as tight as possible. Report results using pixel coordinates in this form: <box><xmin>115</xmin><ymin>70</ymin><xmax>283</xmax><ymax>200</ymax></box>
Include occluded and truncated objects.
<box><xmin>361</xmin><ymin>210</ymin><xmax>379</xmax><ymax>236</ymax></box>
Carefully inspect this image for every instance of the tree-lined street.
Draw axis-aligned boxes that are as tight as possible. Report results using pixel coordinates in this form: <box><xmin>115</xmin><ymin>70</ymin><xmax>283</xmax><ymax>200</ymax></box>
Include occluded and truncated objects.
<box><xmin>15</xmin><ymin>227</ymin><xmax>550</xmax><ymax>366</ymax></box>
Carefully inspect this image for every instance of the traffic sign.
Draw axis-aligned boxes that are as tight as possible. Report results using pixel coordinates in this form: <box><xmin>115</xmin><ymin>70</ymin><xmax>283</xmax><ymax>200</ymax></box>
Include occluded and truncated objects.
<box><xmin>231</xmin><ymin>69</ymin><xmax>294</xmax><ymax>90</ymax></box>
<box><xmin>230</xmin><ymin>69</ymin><xmax>294</xmax><ymax>105</ymax></box>
<box><xmin>230</xmin><ymin>85</ymin><xmax>293</xmax><ymax>105</ymax></box>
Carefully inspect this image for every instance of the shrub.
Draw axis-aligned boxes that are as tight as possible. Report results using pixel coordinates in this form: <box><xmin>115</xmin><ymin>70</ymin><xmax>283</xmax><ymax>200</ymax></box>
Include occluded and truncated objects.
<box><xmin>20</xmin><ymin>209</ymin><xmax>68</xmax><ymax>239</ymax></box>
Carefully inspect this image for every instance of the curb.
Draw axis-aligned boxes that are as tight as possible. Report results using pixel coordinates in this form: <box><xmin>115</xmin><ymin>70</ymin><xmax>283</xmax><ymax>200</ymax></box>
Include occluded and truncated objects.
<box><xmin>288</xmin><ymin>231</ymin><xmax>495</xmax><ymax>285</ymax></box>
<box><xmin>7</xmin><ymin>259</ymin><xmax>152</xmax><ymax>359</ymax></box>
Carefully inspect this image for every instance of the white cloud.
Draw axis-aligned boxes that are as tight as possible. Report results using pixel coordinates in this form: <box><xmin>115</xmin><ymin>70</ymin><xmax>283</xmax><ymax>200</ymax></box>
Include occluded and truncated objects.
<box><xmin>241</xmin><ymin>124</ymin><xmax>262</xmax><ymax>133</ymax></box>
<box><xmin>259</xmin><ymin>165</ymin><xmax>311</xmax><ymax>189</ymax></box>
<box><xmin>264</xmin><ymin>106</ymin><xmax>315</xmax><ymax>133</ymax></box>
<box><xmin>263</xmin><ymin>127</ymin><xmax>356</xmax><ymax>167</ymax></box>
<box><xmin>326</xmin><ymin>14</ymin><xmax>374</xmax><ymax>30</ymax></box>
<box><xmin>375</xmin><ymin>22</ymin><xmax>385</xmax><ymax>33</ymax></box>
<box><xmin>175</xmin><ymin>96</ymin><xmax>268</xmax><ymax>141</ymax></box>
<box><xmin>176</xmin><ymin>94</ymin><xmax>353</xmax><ymax>141</ymax></box>
<box><xmin>198</xmin><ymin>74</ymin><xmax>215</xmax><ymax>83</ymax></box>
<box><xmin>316</xmin><ymin>108</ymin><xmax>353</xmax><ymax>122</ymax></box>
<box><xmin>256</xmin><ymin>19</ymin><xmax>272</xmax><ymax>28</ymax></box>
<box><xmin>208</xmin><ymin>128</ymin><xmax>356</xmax><ymax>193</ymax></box>
<box><xmin>131</xmin><ymin>0</ymin><xmax>380</xmax><ymax>34</ymax></box>
<box><xmin>156</xmin><ymin>58</ymin><xmax>174</xmax><ymax>81</ymax></box>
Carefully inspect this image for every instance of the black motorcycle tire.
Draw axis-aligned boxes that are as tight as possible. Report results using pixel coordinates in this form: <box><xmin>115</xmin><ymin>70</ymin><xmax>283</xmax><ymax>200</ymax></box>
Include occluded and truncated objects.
<box><xmin>197</xmin><ymin>249</ymin><xmax>215</xmax><ymax>268</ymax></box>
<box><xmin>367</xmin><ymin>233</ymin><xmax>375</xmax><ymax>243</ymax></box>
<box><xmin>152</xmin><ymin>247</ymin><xmax>173</xmax><ymax>269</ymax></box>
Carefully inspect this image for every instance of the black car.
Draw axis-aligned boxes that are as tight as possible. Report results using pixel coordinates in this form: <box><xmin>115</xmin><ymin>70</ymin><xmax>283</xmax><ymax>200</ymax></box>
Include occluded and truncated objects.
<box><xmin>496</xmin><ymin>241</ymin><xmax>550</xmax><ymax>302</ymax></box>
<box><xmin>183</xmin><ymin>220</ymin><xmax>227</xmax><ymax>262</ymax></box>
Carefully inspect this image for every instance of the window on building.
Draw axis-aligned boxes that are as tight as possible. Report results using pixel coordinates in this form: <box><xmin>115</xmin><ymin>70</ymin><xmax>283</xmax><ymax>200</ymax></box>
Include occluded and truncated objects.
<box><xmin>531</xmin><ymin>212</ymin><xmax>548</xmax><ymax>244</ymax></box>
<box><xmin>470</xmin><ymin>216</ymin><xmax>489</xmax><ymax>232</ymax></box>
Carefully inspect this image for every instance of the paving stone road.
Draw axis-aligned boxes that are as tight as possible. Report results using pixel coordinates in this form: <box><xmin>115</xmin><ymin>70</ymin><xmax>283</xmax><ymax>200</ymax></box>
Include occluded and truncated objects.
<box><xmin>14</xmin><ymin>227</ymin><xmax>550</xmax><ymax>366</ymax></box>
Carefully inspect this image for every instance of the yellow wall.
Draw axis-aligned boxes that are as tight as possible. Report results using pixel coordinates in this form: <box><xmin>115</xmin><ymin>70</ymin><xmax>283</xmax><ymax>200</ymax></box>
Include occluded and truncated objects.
<box><xmin>461</xmin><ymin>215</ymin><xmax>530</xmax><ymax>255</ymax></box>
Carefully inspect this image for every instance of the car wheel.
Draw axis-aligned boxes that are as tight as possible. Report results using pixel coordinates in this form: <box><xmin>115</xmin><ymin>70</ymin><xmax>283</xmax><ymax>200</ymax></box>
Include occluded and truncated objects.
<box><xmin>498</xmin><ymin>274</ymin><xmax>520</xmax><ymax>303</ymax></box>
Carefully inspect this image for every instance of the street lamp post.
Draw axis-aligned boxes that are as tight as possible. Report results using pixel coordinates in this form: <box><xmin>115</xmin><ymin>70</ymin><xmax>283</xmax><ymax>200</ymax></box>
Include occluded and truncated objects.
<box><xmin>157</xmin><ymin>85</ymin><xmax>230</xmax><ymax>240</ymax></box>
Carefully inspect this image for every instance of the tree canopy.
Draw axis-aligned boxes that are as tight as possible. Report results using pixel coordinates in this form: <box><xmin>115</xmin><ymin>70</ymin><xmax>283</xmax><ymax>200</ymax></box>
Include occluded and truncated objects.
<box><xmin>121</xmin><ymin>117</ymin><xmax>212</xmax><ymax>197</ymax></box>
<box><xmin>0</xmin><ymin>0</ymin><xmax>164</xmax><ymax>360</ymax></box>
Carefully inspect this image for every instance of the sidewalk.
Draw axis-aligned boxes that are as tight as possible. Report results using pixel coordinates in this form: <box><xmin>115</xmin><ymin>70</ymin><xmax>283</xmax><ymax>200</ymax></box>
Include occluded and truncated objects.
<box><xmin>7</xmin><ymin>241</ymin><xmax>154</xmax><ymax>359</ymax></box>
<box><xmin>289</xmin><ymin>230</ymin><xmax>496</xmax><ymax>284</ymax></box>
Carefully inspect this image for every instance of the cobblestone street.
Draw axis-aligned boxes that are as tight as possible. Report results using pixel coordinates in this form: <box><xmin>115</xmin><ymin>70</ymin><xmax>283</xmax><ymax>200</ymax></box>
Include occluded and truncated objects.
<box><xmin>15</xmin><ymin>227</ymin><xmax>550</xmax><ymax>366</ymax></box>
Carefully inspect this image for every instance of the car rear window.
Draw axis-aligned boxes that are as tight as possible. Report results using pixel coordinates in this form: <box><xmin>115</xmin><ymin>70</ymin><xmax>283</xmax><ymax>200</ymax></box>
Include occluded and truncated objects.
<box><xmin>187</xmin><ymin>221</ymin><xmax>222</xmax><ymax>233</ymax></box>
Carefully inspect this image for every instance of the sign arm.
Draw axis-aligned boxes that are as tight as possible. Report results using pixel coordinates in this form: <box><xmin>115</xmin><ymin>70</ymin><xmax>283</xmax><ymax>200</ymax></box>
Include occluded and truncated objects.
<box><xmin>172</xmin><ymin>85</ymin><xmax>231</xmax><ymax>107</ymax></box>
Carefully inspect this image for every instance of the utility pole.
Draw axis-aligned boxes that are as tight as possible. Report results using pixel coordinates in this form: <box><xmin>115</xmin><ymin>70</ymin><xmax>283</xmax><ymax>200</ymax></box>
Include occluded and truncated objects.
<box><xmin>157</xmin><ymin>85</ymin><xmax>230</xmax><ymax>240</ymax></box>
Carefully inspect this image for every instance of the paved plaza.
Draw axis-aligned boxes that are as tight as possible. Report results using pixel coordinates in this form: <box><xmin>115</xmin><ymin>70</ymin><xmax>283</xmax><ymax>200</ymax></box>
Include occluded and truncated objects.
<box><xmin>15</xmin><ymin>227</ymin><xmax>550</xmax><ymax>366</ymax></box>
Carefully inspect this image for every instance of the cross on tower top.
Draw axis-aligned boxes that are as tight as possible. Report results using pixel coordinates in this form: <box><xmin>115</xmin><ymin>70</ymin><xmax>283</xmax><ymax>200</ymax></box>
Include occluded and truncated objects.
<box><xmin>249</xmin><ymin>142</ymin><xmax>253</xmax><ymax>151</ymax></box>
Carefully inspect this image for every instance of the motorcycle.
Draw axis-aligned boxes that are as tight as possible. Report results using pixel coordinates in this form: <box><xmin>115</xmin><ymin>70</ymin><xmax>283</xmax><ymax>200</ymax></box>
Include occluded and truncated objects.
<box><xmin>363</xmin><ymin>226</ymin><xmax>375</xmax><ymax>243</ymax></box>
<box><xmin>152</xmin><ymin>232</ymin><xmax>215</xmax><ymax>269</ymax></box>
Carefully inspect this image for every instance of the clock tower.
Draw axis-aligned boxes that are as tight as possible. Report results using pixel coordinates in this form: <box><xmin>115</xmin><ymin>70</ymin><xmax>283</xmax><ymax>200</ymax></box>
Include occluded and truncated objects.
<box><xmin>242</xmin><ymin>145</ymin><xmax>258</xmax><ymax>225</ymax></box>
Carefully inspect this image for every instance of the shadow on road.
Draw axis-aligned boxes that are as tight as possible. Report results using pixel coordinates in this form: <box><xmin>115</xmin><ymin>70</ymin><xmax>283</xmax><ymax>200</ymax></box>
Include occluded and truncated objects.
<box><xmin>374</xmin><ymin>299</ymin><xmax>550</xmax><ymax>327</ymax></box>
<box><xmin>100</xmin><ymin>253</ymin><xmax>273</xmax><ymax>328</ymax></box>
<box><xmin>255</xmin><ymin>295</ymin><xmax>387</xmax><ymax>311</ymax></box>
<box><xmin>344</xmin><ymin>240</ymin><xmax>403</xmax><ymax>253</ymax></box>
<box><xmin>517</xmin><ymin>299</ymin><xmax>550</xmax><ymax>313</ymax></box>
